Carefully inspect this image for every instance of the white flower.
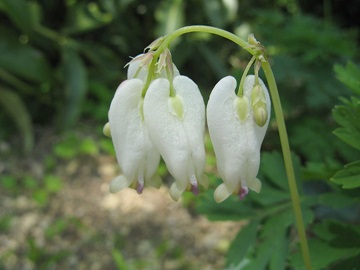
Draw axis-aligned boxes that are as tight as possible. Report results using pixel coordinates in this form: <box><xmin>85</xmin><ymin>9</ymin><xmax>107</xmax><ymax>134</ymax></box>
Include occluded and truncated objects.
<box><xmin>108</xmin><ymin>79</ymin><xmax>161</xmax><ymax>193</ymax></box>
<box><xmin>207</xmin><ymin>75</ymin><xmax>271</xmax><ymax>203</ymax></box>
<box><xmin>143</xmin><ymin>76</ymin><xmax>208</xmax><ymax>200</ymax></box>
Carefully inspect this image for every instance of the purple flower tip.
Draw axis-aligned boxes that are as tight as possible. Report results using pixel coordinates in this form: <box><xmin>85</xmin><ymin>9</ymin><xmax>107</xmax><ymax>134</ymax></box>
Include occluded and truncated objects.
<box><xmin>239</xmin><ymin>186</ymin><xmax>249</xmax><ymax>200</ymax></box>
<box><xmin>191</xmin><ymin>183</ymin><xmax>199</xmax><ymax>195</ymax></box>
<box><xmin>136</xmin><ymin>183</ymin><xmax>144</xmax><ymax>194</ymax></box>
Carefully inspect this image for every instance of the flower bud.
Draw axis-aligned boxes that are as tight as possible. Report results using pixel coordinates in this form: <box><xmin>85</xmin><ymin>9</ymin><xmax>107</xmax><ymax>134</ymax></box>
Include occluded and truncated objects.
<box><xmin>168</xmin><ymin>95</ymin><xmax>185</xmax><ymax>120</ymax></box>
<box><xmin>251</xmin><ymin>83</ymin><xmax>268</xmax><ymax>127</ymax></box>
<box><xmin>103</xmin><ymin>122</ymin><xmax>111</xmax><ymax>137</ymax></box>
<box><xmin>145</xmin><ymin>36</ymin><xmax>165</xmax><ymax>51</ymax></box>
<box><xmin>234</xmin><ymin>96</ymin><xmax>249</xmax><ymax>122</ymax></box>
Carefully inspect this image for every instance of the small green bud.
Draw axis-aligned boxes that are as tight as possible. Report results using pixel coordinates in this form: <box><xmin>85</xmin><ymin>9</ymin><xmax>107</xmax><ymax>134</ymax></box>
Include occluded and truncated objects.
<box><xmin>251</xmin><ymin>84</ymin><xmax>268</xmax><ymax>127</ymax></box>
<box><xmin>168</xmin><ymin>95</ymin><xmax>184</xmax><ymax>120</ymax></box>
<box><xmin>248</xmin><ymin>34</ymin><xmax>259</xmax><ymax>46</ymax></box>
<box><xmin>145</xmin><ymin>36</ymin><xmax>165</xmax><ymax>51</ymax></box>
<box><xmin>253</xmin><ymin>104</ymin><xmax>268</xmax><ymax>127</ymax></box>
<box><xmin>103</xmin><ymin>122</ymin><xmax>111</xmax><ymax>137</ymax></box>
<box><xmin>251</xmin><ymin>84</ymin><xmax>266</xmax><ymax>105</ymax></box>
<box><xmin>234</xmin><ymin>96</ymin><xmax>249</xmax><ymax>122</ymax></box>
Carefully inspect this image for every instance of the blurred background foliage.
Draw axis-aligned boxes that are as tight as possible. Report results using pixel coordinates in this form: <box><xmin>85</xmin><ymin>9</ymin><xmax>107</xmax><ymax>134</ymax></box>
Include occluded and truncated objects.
<box><xmin>0</xmin><ymin>0</ymin><xmax>360</xmax><ymax>269</ymax></box>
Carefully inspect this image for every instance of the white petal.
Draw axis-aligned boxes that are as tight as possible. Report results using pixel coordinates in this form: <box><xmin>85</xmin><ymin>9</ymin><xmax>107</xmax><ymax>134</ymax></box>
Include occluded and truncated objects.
<box><xmin>109</xmin><ymin>175</ymin><xmax>132</xmax><ymax>193</ymax></box>
<box><xmin>207</xmin><ymin>75</ymin><xmax>270</xmax><ymax>196</ymax></box>
<box><xmin>248</xmin><ymin>178</ymin><xmax>262</xmax><ymax>193</ymax></box>
<box><xmin>214</xmin><ymin>183</ymin><xmax>233</xmax><ymax>203</ymax></box>
<box><xmin>170</xmin><ymin>181</ymin><xmax>188</xmax><ymax>201</ymax></box>
<box><xmin>147</xmin><ymin>174</ymin><xmax>162</xmax><ymax>189</ymax></box>
<box><xmin>143</xmin><ymin>76</ymin><xmax>206</xmax><ymax>196</ymax></box>
<box><xmin>108</xmin><ymin>79</ymin><xmax>160</xmax><ymax>184</ymax></box>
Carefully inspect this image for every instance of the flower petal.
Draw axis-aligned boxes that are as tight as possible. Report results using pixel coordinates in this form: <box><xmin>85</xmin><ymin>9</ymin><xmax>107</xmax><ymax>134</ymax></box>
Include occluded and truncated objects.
<box><xmin>143</xmin><ymin>76</ymin><xmax>206</xmax><ymax>199</ymax></box>
<box><xmin>214</xmin><ymin>183</ymin><xmax>233</xmax><ymax>203</ymax></box>
<box><xmin>108</xmin><ymin>79</ymin><xmax>160</xmax><ymax>187</ymax></box>
<box><xmin>109</xmin><ymin>175</ymin><xmax>132</xmax><ymax>193</ymax></box>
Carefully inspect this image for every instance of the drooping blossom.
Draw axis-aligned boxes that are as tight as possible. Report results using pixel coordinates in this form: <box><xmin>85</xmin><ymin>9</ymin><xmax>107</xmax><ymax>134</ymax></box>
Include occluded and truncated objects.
<box><xmin>143</xmin><ymin>76</ymin><xmax>208</xmax><ymax>200</ymax></box>
<box><xmin>207</xmin><ymin>75</ymin><xmax>271</xmax><ymax>203</ymax></box>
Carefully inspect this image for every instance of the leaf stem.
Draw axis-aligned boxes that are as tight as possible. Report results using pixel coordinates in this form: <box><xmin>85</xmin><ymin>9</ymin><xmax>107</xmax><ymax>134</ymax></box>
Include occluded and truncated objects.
<box><xmin>237</xmin><ymin>56</ymin><xmax>256</xmax><ymax>96</ymax></box>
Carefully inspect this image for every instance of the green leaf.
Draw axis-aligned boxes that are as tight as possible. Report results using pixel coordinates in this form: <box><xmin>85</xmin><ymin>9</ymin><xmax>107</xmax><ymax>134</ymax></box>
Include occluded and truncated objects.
<box><xmin>313</xmin><ymin>219</ymin><xmax>360</xmax><ymax>248</ymax></box>
<box><xmin>32</xmin><ymin>189</ymin><xmax>48</xmax><ymax>206</ymax></box>
<box><xmin>226</xmin><ymin>220</ymin><xmax>260</xmax><ymax>267</ymax></box>
<box><xmin>332</xmin><ymin>97</ymin><xmax>360</xmax><ymax>150</ymax></box>
<box><xmin>260</xmin><ymin>151</ymin><xmax>301</xmax><ymax>192</ymax></box>
<box><xmin>251</xmin><ymin>185</ymin><xmax>290</xmax><ymax>206</ymax></box>
<box><xmin>241</xmin><ymin>211</ymin><xmax>292</xmax><ymax>270</ymax></box>
<box><xmin>80</xmin><ymin>138</ymin><xmax>98</xmax><ymax>155</ymax></box>
<box><xmin>195</xmin><ymin>189</ymin><xmax>256</xmax><ymax>221</ymax></box>
<box><xmin>112</xmin><ymin>249</ymin><xmax>128</xmax><ymax>270</ymax></box>
<box><xmin>290</xmin><ymin>239</ymin><xmax>360</xmax><ymax>270</ymax></box>
<box><xmin>302</xmin><ymin>161</ymin><xmax>339</xmax><ymax>180</ymax></box>
<box><xmin>319</xmin><ymin>192</ymin><xmax>357</xmax><ymax>208</ymax></box>
<box><xmin>333</xmin><ymin>127</ymin><xmax>360</xmax><ymax>150</ymax></box>
<box><xmin>0</xmin><ymin>87</ymin><xmax>33</xmax><ymax>153</ymax></box>
<box><xmin>261</xmin><ymin>152</ymin><xmax>288</xmax><ymax>191</ymax></box>
<box><xmin>331</xmin><ymin>160</ymin><xmax>360</xmax><ymax>189</ymax></box>
<box><xmin>58</xmin><ymin>48</ymin><xmax>87</xmax><ymax>129</ymax></box>
<box><xmin>44</xmin><ymin>175</ymin><xmax>63</xmax><ymax>193</ymax></box>
<box><xmin>64</xmin><ymin>2</ymin><xmax>113</xmax><ymax>34</ymax></box>
<box><xmin>0</xmin><ymin>28</ymin><xmax>51</xmax><ymax>83</ymax></box>
<box><xmin>1</xmin><ymin>0</ymin><xmax>34</xmax><ymax>33</ymax></box>
<box><xmin>334</xmin><ymin>62</ymin><xmax>360</xmax><ymax>95</ymax></box>
<box><xmin>269</xmin><ymin>232</ymin><xmax>287</xmax><ymax>270</ymax></box>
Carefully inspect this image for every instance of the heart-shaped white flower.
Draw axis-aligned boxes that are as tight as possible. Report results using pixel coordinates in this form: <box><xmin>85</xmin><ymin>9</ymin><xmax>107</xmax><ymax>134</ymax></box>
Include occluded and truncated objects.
<box><xmin>207</xmin><ymin>75</ymin><xmax>271</xmax><ymax>203</ymax></box>
<box><xmin>108</xmin><ymin>79</ymin><xmax>161</xmax><ymax>193</ymax></box>
<box><xmin>143</xmin><ymin>76</ymin><xmax>208</xmax><ymax>200</ymax></box>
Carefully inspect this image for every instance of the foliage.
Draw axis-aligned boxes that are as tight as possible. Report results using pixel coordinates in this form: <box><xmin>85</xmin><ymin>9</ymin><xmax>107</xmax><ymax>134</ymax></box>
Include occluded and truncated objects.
<box><xmin>196</xmin><ymin>150</ymin><xmax>360</xmax><ymax>269</ymax></box>
<box><xmin>331</xmin><ymin>62</ymin><xmax>360</xmax><ymax>189</ymax></box>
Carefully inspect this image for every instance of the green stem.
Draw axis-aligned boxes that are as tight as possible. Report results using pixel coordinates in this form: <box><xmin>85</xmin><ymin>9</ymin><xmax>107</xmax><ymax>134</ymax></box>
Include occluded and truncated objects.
<box><xmin>154</xmin><ymin>25</ymin><xmax>256</xmax><ymax>57</ymax></box>
<box><xmin>262</xmin><ymin>61</ymin><xmax>312</xmax><ymax>270</ymax></box>
<box><xmin>237</xmin><ymin>56</ymin><xmax>256</xmax><ymax>96</ymax></box>
<box><xmin>143</xmin><ymin>25</ymin><xmax>256</xmax><ymax>96</ymax></box>
<box><xmin>142</xmin><ymin>56</ymin><xmax>158</xmax><ymax>97</ymax></box>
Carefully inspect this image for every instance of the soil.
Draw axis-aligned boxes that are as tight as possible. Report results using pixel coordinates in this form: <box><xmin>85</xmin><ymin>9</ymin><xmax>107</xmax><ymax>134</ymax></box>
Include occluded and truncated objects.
<box><xmin>0</xmin><ymin>128</ymin><xmax>242</xmax><ymax>270</ymax></box>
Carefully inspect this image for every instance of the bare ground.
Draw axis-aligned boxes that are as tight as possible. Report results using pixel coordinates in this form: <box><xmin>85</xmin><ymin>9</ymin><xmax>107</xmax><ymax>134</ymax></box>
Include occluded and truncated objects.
<box><xmin>0</xmin><ymin>129</ymin><xmax>242</xmax><ymax>270</ymax></box>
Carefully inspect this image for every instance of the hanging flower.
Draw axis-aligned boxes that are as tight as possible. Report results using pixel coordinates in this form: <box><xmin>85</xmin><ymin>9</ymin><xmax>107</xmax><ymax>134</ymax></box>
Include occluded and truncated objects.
<box><xmin>207</xmin><ymin>75</ymin><xmax>271</xmax><ymax>203</ymax></box>
<box><xmin>107</xmin><ymin>79</ymin><xmax>161</xmax><ymax>194</ymax></box>
<box><xmin>143</xmin><ymin>76</ymin><xmax>208</xmax><ymax>200</ymax></box>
